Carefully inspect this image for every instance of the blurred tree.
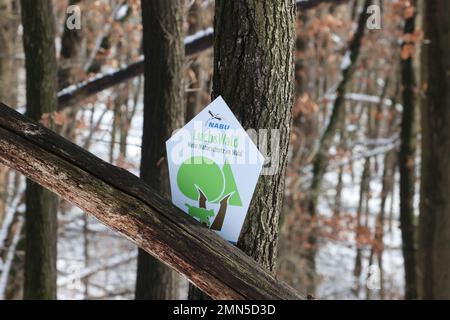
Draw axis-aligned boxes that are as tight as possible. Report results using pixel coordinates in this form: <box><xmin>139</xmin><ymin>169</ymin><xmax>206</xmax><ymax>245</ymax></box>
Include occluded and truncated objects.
<box><xmin>189</xmin><ymin>0</ymin><xmax>296</xmax><ymax>299</ymax></box>
<box><xmin>419</xmin><ymin>0</ymin><xmax>450</xmax><ymax>300</ymax></box>
<box><xmin>305</xmin><ymin>0</ymin><xmax>372</xmax><ymax>295</ymax></box>
<box><xmin>135</xmin><ymin>0</ymin><xmax>185</xmax><ymax>300</ymax></box>
<box><xmin>399</xmin><ymin>0</ymin><xmax>418</xmax><ymax>300</ymax></box>
<box><xmin>21</xmin><ymin>0</ymin><xmax>59</xmax><ymax>299</ymax></box>
<box><xmin>186</xmin><ymin>0</ymin><xmax>204</xmax><ymax>122</ymax></box>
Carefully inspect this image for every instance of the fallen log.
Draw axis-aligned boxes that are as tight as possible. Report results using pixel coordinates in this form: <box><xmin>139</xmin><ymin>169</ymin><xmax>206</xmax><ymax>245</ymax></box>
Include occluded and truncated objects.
<box><xmin>0</xmin><ymin>102</ymin><xmax>304</xmax><ymax>300</ymax></box>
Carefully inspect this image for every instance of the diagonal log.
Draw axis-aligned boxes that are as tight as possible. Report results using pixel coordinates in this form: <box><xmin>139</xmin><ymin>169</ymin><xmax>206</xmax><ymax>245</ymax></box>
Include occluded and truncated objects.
<box><xmin>0</xmin><ymin>102</ymin><xmax>303</xmax><ymax>300</ymax></box>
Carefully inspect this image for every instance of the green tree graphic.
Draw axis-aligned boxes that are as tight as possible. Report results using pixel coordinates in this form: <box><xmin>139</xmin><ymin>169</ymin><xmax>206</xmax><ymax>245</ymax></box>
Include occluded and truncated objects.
<box><xmin>213</xmin><ymin>160</ymin><xmax>242</xmax><ymax>206</ymax></box>
<box><xmin>177</xmin><ymin>156</ymin><xmax>242</xmax><ymax>230</ymax></box>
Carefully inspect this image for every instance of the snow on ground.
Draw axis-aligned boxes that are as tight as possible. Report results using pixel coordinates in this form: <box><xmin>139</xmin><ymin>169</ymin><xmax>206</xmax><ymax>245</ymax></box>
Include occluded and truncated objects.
<box><xmin>315</xmin><ymin>157</ymin><xmax>406</xmax><ymax>299</ymax></box>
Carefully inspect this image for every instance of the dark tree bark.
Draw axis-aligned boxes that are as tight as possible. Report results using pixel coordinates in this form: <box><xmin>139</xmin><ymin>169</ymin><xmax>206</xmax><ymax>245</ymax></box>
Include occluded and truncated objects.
<box><xmin>399</xmin><ymin>0</ymin><xmax>418</xmax><ymax>300</ymax></box>
<box><xmin>58</xmin><ymin>0</ymin><xmax>83</xmax><ymax>89</ymax></box>
<box><xmin>189</xmin><ymin>0</ymin><xmax>296</xmax><ymax>300</ymax></box>
<box><xmin>213</xmin><ymin>0</ymin><xmax>296</xmax><ymax>273</ymax></box>
<box><xmin>135</xmin><ymin>0</ymin><xmax>185</xmax><ymax>300</ymax></box>
<box><xmin>20</xmin><ymin>0</ymin><xmax>59</xmax><ymax>299</ymax></box>
<box><xmin>354</xmin><ymin>157</ymin><xmax>371</xmax><ymax>281</ymax></box>
<box><xmin>418</xmin><ymin>0</ymin><xmax>450</xmax><ymax>300</ymax></box>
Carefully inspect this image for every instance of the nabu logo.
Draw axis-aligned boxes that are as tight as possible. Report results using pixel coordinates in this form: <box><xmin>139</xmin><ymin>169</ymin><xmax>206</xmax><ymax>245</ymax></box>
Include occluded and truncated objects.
<box><xmin>208</xmin><ymin>122</ymin><xmax>230</xmax><ymax>130</ymax></box>
<box><xmin>206</xmin><ymin>110</ymin><xmax>229</xmax><ymax>130</ymax></box>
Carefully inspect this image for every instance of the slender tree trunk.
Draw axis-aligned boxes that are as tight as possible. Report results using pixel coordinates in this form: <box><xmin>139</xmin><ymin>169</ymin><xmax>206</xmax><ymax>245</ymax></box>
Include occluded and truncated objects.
<box><xmin>186</xmin><ymin>0</ymin><xmax>203</xmax><ymax>123</ymax></box>
<box><xmin>58</xmin><ymin>0</ymin><xmax>84</xmax><ymax>140</ymax></box>
<box><xmin>399</xmin><ymin>0</ymin><xmax>418</xmax><ymax>300</ymax></box>
<box><xmin>58</xmin><ymin>0</ymin><xmax>82</xmax><ymax>89</ymax></box>
<box><xmin>135</xmin><ymin>0</ymin><xmax>185</xmax><ymax>300</ymax></box>
<box><xmin>21</xmin><ymin>0</ymin><xmax>59</xmax><ymax>300</ymax></box>
<box><xmin>370</xmin><ymin>149</ymin><xmax>396</xmax><ymax>300</ymax></box>
<box><xmin>353</xmin><ymin>156</ymin><xmax>371</xmax><ymax>297</ymax></box>
<box><xmin>418</xmin><ymin>0</ymin><xmax>450</xmax><ymax>300</ymax></box>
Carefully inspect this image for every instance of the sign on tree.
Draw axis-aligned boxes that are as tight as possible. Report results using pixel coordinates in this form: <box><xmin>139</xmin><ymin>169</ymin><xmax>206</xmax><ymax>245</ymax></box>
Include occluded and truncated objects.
<box><xmin>166</xmin><ymin>97</ymin><xmax>264</xmax><ymax>243</ymax></box>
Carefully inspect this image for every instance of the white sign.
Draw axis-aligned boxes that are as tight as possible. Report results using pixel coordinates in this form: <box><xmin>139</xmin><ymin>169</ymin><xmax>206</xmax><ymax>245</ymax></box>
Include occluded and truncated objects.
<box><xmin>166</xmin><ymin>96</ymin><xmax>264</xmax><ymax>243</ymax></box>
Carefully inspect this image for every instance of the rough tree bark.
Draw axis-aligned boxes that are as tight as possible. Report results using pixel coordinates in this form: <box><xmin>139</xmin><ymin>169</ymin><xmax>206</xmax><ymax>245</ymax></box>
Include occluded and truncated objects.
<box><xmin>370</xmin><ymin>149</ymin><xmax>397</xmax><ymax>299</ymax></box>
<box><xmin>135</xmin><ymin>0</ymin><xmax>185</xmax><ymax>300</ymax></box>
<box><xmin>20</xmin><ymin>0</ymin><xmax>59</xmax><ymax>300</ymax></box>
<box><xmin>55</xmin><ymin>0</ymin><xmax>350</xmax><ymax>113</ymax></box>
<box><xmin>213</xmin><ymin>0</ymin><xmax>296</xmax><ymax>273</ymax></box>
<box><xmin>418</xmin><ymin>0</ymin><xmax>450</xmax><ymax>300</ymax></box>
<box><xmin>0</xmin><ymin>102</ymin><xmax>303</xmax><ymax>300</ymax></box>
<box><xmin>189</xmin><ymin>0</ymin><xmax>296</xmax><ymax>300</ymax></box>
<box><xmin>399</xmin><ymin>0</ymin><xmax>418</xmax><ymax>300</ymax></box>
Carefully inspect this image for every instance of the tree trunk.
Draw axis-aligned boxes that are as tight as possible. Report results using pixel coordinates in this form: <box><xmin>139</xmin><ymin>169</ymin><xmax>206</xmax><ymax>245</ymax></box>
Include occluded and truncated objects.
<box><xmin>186</xmin><ymin>0</ymin><xmax>204</xmax><ymax>123</ymax></box>
<box><xmin>20</xmin><ymin>0</ymin><xmax>59</xmax><ymax>300</ymax></box>
<box><xmin>418</xmin><ymin>0</ymin><xmax>450</xmax><ymax>300</ymax></box>
<box><xmin>135</xmin><ymin>0</ymin><xmax>185</xmax><ymax>300</ymax></box>
<box><xmin>189</xmin><ymin>0</ymin><xmax>296</xmax><ymax>299</ymax></box>
<box><xmin>399</xmin><ymin>0</ymin><xmax>418</xmax><ymax>300</ymax></box>
<box><xmin>0</xmin><ymin>0</ymin><xmax>19</xmax><ymax>226</ymax></box>
<box><xmin>58</xmin><ymin>0</ymin><xmax>84</xmax><ymax>141</ymax></box>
